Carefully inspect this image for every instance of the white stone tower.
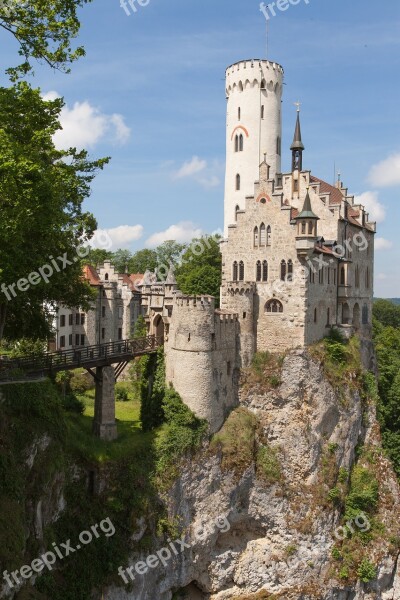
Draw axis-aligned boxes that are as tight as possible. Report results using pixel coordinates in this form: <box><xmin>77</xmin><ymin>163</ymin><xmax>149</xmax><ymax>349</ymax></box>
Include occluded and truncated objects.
<box><xmin>223</xmin><ymin>59</ymin><xmax>284</xmax><ymax>234</ymax></box>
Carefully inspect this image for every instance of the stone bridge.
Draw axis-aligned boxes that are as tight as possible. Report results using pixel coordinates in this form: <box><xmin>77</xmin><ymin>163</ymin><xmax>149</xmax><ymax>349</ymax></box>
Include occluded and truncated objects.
<box><xmin>0</xmin><ymin>336</ymin><xmax>163</xmax><ymax>441</ymax></box>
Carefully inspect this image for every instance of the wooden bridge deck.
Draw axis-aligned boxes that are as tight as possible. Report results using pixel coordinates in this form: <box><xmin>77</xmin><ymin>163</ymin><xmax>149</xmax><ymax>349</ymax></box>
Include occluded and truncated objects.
<box><xmin>0</xmin><ymin>336</ymin><xmax>163</xmax><ymax>379</ymax></box>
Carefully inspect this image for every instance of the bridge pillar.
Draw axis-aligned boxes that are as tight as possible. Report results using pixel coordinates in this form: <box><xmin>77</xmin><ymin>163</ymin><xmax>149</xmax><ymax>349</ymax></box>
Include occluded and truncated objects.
<box><xmin>93</xmin><ymin>366</ymin><xmax>117</xmax><ymax>441</ymax></box>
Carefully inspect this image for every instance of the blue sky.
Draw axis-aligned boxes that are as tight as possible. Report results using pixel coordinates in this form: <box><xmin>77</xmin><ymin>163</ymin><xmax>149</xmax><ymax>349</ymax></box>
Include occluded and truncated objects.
<box><xmin>1</xmin><ymin>0</ymin><xmax>400</xmax><ymax>296</ymax></box>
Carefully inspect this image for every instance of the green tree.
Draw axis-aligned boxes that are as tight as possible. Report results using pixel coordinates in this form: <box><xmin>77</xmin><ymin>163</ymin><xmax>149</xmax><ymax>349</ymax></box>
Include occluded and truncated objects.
<box><xmin>0</xmin><ymin>83</ymin><xmax>109</xmax><ymax>340</ymax></box>
<box><xmin>111</xmin><ymin>249</ymin><xmax>132</xmax><ymax>274</ymax></box>
<box><xmin>175</xmin><ymin>235</ymin><xmax>222</xmax><ymax>301</ymax></box>
<box><xmin>373</xmin><ymin>299</ymin><xmax>400</xmax><ymax>329</ymax></box>
<box><xmin>156</xmin><ymin>241</ymin><xmax>186</xmax><ymax>272</ymax></box>
<box><xmin>0</xmin><ymin>0</ymin><xmax>91</xmax><ymax>79</ymax></box>
<box><xmin>84</xmin><ymin>248</ymin><xmax>113</xmax><ymax>268</ymax></box>
<box><xmin>128</xmin><ymin>249</ymin><xmax>157</xmax><ymax>274</ymax></box>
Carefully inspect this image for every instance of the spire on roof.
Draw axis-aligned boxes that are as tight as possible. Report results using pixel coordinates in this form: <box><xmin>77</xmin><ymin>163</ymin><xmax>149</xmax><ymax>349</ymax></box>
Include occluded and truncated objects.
<box><xmin>165</xmin><ymin>265</ymin><xmax>177</xmax><ymax>285</ymax></box>
<box><xmin>291</xmin><ymin>106</ymin><xmax>305</xmax><ymax>172</ymax></box>
<box><xmin>296</xmin><ymin>189</ymin><xmax>319</xmax><ymax>220</ymax></box>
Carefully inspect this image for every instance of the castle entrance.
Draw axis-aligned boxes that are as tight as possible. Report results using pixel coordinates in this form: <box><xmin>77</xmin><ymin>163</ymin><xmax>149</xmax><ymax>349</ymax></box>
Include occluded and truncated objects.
<box><xmin>153</xmin><ymin>314</ymin><xmax>164</xmax><ymax>338</ymax></box>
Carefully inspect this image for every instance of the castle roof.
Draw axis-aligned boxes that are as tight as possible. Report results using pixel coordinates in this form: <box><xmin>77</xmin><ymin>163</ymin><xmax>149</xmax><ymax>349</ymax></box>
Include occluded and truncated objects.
<box><xmin>290</xmin><ymin>111</ymin><xmax>305</xmax><ymax>151</ymax></box>
<box><xmin>296</xmin><ymin>190</ymin><xmax>319</xmax><ymax>220</ymax></box>
<box><xmin>82</xmin><ymin>264</ymin><xmax>101</xmax><ymax>286</ymax></box>
<box><xmin>309</xmin><ymin>175</ymin><xmax>344</xmax><ymax>205</ymax></box>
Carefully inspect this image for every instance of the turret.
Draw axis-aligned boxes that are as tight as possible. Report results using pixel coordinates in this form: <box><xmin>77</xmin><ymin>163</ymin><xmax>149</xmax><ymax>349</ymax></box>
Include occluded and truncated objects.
<box><xmin>295</xmin><ymin>189</ymin><xmax>319</xmax><ymax>256</ymax></box>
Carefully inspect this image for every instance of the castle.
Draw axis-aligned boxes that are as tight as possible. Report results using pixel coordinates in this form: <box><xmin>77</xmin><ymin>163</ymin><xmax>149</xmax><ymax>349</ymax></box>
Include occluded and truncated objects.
<box><xmin>141</xmin><ymin>58</ymin><xmax>375</xmax><ymax>432</ymax></box>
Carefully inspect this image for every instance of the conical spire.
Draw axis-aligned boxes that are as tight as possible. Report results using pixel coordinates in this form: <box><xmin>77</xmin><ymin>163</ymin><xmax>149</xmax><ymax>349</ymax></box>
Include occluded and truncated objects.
<box><xmin>296</xmin><ymin>189</ymin><xmax>319</xmax><ymax>220</ymax></box>
<box><xmin>290</xmin><ymin>111</ymin><xmax>305</xmax><ymax>152</ymax></box>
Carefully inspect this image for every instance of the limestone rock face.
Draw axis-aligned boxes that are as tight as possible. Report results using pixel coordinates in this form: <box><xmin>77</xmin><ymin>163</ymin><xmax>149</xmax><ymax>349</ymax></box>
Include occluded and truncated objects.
<box><xmin>107</xmin><ymin>351</ymin><xmax>400</xmax><ymax>600</ymax></box>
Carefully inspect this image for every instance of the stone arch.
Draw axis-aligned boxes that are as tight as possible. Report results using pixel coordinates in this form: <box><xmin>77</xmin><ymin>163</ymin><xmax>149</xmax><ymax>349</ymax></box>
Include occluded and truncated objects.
<box><xmin>252</xmin><ymin>78</ymin><xmax>259</xmax><ymax>88</ymax></box>
<box><xmin>265</xmin><ymin>299</ymin><xmax>283</xmax><ymax>313</ymax></box>
<box><xmin>238</xmin><ymin>80</ymin><xmax>243</xmax><ymax>92</ymax></box>
<box><xmin>153</xmin><ymin>314</ymin><xmax>164</xmax><ymax>338</ymax></box>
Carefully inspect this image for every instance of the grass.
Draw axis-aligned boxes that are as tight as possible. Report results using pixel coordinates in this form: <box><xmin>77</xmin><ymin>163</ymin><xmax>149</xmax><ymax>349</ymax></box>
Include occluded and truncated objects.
<box><xmin>241</xmin><ymin>351</ymin><xmax>284</xmax><ymax>394</ymax></box>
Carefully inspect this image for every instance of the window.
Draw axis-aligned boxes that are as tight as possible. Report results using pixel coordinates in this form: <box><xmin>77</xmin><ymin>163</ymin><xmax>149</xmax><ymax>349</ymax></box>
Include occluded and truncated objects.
<box><xmin>81</xmin><ymin>313</ymin><xmax>85</xmax><ymax>325</ymax></box>
<box><xmin>81</xmin><ymin>334</ymin><xmax>85</xmax><ymax>346</ymax></box>
<box><xmin>69</xmin><ymin>314</ymin><xmax>73</xmax><ymax>326</ymax></box>
<box><xmin>334</xmin><ymin>269</ymin><xmax>337</xmax><ymax>285</ymax></box>
<box><xmin>266</xmin><ymin>225</ymin><xmax>271</xmax><ymax>246</ymax></box>
<box><xmin>301</xmin><ymin>222</ymin><xmax>306</xmax><ymax>235</ymax></box>
<box><xmin>261</xmin><ymin>105</ymin><xmax>265</xmax><ymax>119</ymax></box>
<box><xmin>314</xmin><ymin>308</ymin><xmax>318</xmax><ymax>323</ymax></box>
<box><xmin>69</xmin><ymin>334</ymin><xmax>73</xmax><ymax>346</ymax></box>
<box><xmin>327</xmin><ymin>308</ymin><xmax>330</xmax><ymax>326</ymax></box>
<box><xmin>60</xmin><ymin>335</ymin><xmax>65</xmax><ymax>348</ymax></box>
<box><xmin>234</xmin><ymin>135</ymin><xmax>239</xmax><ymax>152</ymax></box>
<box><xmin>256</xmin><ymin>261</ymin><xmax>262</xmax><ymax>282</ymax></box>
<box><xmin>319</xmin><ymin>267</ymin><xmax>324</xmax><ymax>284</ymax></box>
<box><xmin>261</xmin><ymin>79</ymin><xmax>266</xmax><ymax>89</ymax></box>
<box><xmin>227</xmin><ymin>361</ymin><xmax>231</xmax><ymax>376</ymax></box>
<box><xmin>60</xmin><ymin>315</ymin><xmax>66</xmax><ymax>327</ymax></box>
<box><xmin>253</xmin><ymin>226</ymin><xmax>259</xmax><ymax>247</ymax></box>
<box><xmin>101</xmin><ymin>328</ymin><xmax>105</xmax><ymax>340</ymax></box>
<box><xmin>294</xmin><ymin>179</ymin><xmax>299</xmax><ymax>192</ymax></box>
<box><xmin>308</xmin><ymin>221</ymin><xmax>314</xmax><ymax>235</ymax></box>
<box><xmin>340</xmin><ymin>265</ymin><xmax>346</xmax><ymax>286</ymax></box>
<box><xmin>262</xmin><ymin>260</ymin><xmax>268</xmax><ymax>282</ymax></box>
<box><xmin>118</xmin><ymin>307</ymin><xmax>123</xmax><ymax>319</ymax></box>
<box><xmin>105</xmin><ymin>273</ymin><xmax>109</xmax><ymax>281</ymax></box>
<box><xmin>362</xmin><ymin>304</ymin><xmax>369</xmax><ymax>325</ymax></box>
<box><xmin>287</xmin><ymin>260</ymin><xmax>293</xmax><ymax>282</ymax></box>
<box><xmin>328</xmin><ymin>268</ymin><xmax>331</xmax><ymax>285</ymax></box>
<box><xmin>265</xmin><ymin>299</ymin><xmax>283</xmax><ymax>313</ymax></box>
<box><xmin>235</xmin><ymin>205</ymin><xmax>240</xmax><ymax>221</ymax></box>
<box><xmin>280</xmin><ymin>260</ymin><xmax>287</xmax><ymax>281</ymax></box>
<box><xmin>102</xmin><ymin>306</ymin><xmax>106</xmax><ymax>318</ymax></box>
<box><xmin>75</xmin><ymin>313</ymin><xmax>80</xmax><ymax>325</ymax></box>
<box><xmin>118</xmin><ymin>328</ymin><xmax>123</xmax><ymax>341</ymax></box>
<box><xmin>276</xmin><ymin>136</ymin><xmax>281</xmax><ymax>155</ymax></box>
<box><xmin>236</xmin><ymin>174</ymin><xmax>241</xmax><ymax>191</ymax></box>
<box><xmin>260</xmin><ymin>223</ymin><xmax>266</xmax><ymax>246</ymax></box>
<box><xmin>355</xmin><ymin>265</ymin><xmax>360</xmax><ymax>288</ymax></box>
<box><xmin>75</xmin><ymin>334</ymin><xmax>80</xmax><ymax>346</ymax></box>
<box><xmin>309</xmin><ymin>265</ymin><xmax>315</xmax><ymax>284</ymax></box>
<box><xmin>239</xmin><ymin>261</ymin><xmax>245</xmax><ymax>281</ymax></box>
<box><xmin>238</xmin><ymin>107</ymin><xmax>241</xmax><ymax>120</ymax></box>
<box><xmin>239</xmin><ymin>134</ymin><xmax>244</xmax><ymax>152</ymax></box>
<box><xmin>365</xmin><ymin>267</ymin><xmax>370</xmax><ymax>289</ymax></box>
<box><xmin>233</xmin><ymin>261</ymin><xmax>238</xmax><ymax>281</ymax></box>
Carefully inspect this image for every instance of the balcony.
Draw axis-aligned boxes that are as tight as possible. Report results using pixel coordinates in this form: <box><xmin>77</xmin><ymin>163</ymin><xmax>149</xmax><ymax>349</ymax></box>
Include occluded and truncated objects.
<box><xmin>295</xmin><ymin>237</ymin><xmax>316</xmax><ymax>257</ymax></box>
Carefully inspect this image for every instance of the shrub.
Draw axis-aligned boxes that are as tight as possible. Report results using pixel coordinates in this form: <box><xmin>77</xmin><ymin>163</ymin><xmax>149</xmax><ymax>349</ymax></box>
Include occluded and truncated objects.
<box><xmin>61</xmin><ymin>393</ymin><xmax>85</xmax><ymax>414</ymax></box>
<box><xmin>211</xmin><ymin>408</ymin><xmax>257</xmax><ymax>477</ymax></box>
<box><xmin>328</xmin><ymin>486</ymin><xmax>341</xmax><ymax>503</ymax></box>
<box><xmin>9</xmin><ymin>338</ymin><xmax>47</xmax><ymax>359</ymax></box>
<box><xmin>115</xmin><ymin>387</ymin><xmax>129</xmax><ymax>402</ymax></box>
<box><xmin>357</xmin><ymin>558</ymin><xmax>376</xmax><ymax>582</ymax></box>
<box><xmin>344</xmin><ymin>465</ymin><xmax>379</xmax><ymax>521</ymax></box>
<box><xmin>257</xmin><ymin>445</ymin><xmax>281</xmax><ymax>484</ymax></box>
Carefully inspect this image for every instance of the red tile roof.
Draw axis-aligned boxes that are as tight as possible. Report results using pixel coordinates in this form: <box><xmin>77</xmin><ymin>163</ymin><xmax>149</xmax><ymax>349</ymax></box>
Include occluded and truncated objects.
<box><xmin>310</xmin><ymin>175</ymin><xmax>344</xmax><ymax>205</ymax></box>
<box><xmin>83</xmin><ymin>264</ymin><xmax>101</xmax><ymax>286</ymax></box>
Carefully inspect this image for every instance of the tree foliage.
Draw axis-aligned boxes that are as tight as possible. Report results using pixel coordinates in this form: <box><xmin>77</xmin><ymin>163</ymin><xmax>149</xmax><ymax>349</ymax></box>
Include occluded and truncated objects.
<box><xmin>175</xmin><ymin>235</ymin><xmax>222</xmax><ymax>301</ymax></box>
<box><xmin>0</xmin><ymin>0</ymin><xmax>91</xmax><ymax>79</ymax></box>
<box><xmin>0</xmin><ymin>83</ymin><xmax>109</xmax><ymax>339</ymax></box>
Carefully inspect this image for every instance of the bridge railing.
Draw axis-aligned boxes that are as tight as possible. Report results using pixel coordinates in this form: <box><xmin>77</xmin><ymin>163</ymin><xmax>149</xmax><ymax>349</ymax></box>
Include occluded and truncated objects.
<box><xmin>0</xmin><ymin>336</ymin><xmax>164</xmax><ymax>377</ymax></box>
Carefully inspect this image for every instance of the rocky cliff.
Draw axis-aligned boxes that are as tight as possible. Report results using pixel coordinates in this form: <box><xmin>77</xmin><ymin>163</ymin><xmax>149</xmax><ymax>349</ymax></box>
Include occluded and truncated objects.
<box><xmin>107</xmin><ymin>348</ymin><xmax>400</xmax><ymax>600</ymax></box>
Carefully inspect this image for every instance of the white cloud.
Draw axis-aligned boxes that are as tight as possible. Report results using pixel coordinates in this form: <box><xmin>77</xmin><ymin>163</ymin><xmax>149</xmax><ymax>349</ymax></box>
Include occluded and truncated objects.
<box><xmin>145</xmin><ymin>221</ymin><xmax>203</xmax><ymax>247</ymax></box>
<box><xmin>377</xmin><ymin>273</ymin><xmax>388</xmax><ymax>281</ymax></box>
<box><xmin>368</xmin><ymin>153</ymin><xmax>400</xmax><ymax>187</ymax></box>
<box><xmin>198</xmin><ymin>175</ymin><xmax>220</xmax><ymax>189</ymax></box>
<box><xmin>354</xmin><ymin>191</ymin><xmax>386</xmax><ymax>223</ymax></box>
<box><xmin>173</xmin><ymin>156</ymin><xmax>207</xmax><ymax>180</ymax></box>
<box><xmin>95</xmin><ymin>225</ymin><xmax>144</xmax><ymax>250</ymax></box>
<box><xmin>375</xmin><ymin>237</ymin><xmax>393</xmax><ymax>251</ymax></box>
<box><xmin>42</xmin><ymin>91</ymin><xmax>131</xmax><ymax>150</ymax></box>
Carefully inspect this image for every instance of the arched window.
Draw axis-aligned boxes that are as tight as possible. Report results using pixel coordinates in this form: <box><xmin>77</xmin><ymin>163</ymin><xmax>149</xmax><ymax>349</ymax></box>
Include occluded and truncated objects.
<box><xmin>235</xmin><ymin>205</ymin><xmax>240</xmax><ymax>221</ymax></box>
<box><xmin>287</xmin><ymin>260</ymin><xmax>293</xmax><ymax>282</ymax></box>
<box><xmin>239</xmin><ymin>81</ymin><xmax>243</xmax><ymax>92</ymax></box>
<box><xmin>256</xmin><ymin>261</ymin><xmax>262</xmax><ymax>282</ymax></box>
<box><xmin>261</xmin><ymin>79</ymin><xmax>266</xmax><ymax>89</ymax></box>
<box><xmin>236</xmin><ymin>174</ymin><xmax>241</xmax><ymax>191</ymax></box>
<box><xmin>280</xmin><ymin>260</ymin><xmax>287</xmax><ymax>281</ymax></box>
<box><xmin>327</xmin><ymin>308</ymin><xmax>331</xmax><ymax>326</ymax></box>
<box><xmin>253</xmin><ymin>226</ymin><xmax>259</xmax><ymax>247</ymax></box>
<box><xmin>105</xmin><ymin>273</ymin><xmax>109</xmax><ymax>281</ymax></box>
<box><xmin>365</xmin><ymin>267</ymin><xmax>370</xmax><ymax>289</ymax></box>
<box><xmin>232</xmin><ymin>261</ymin><xmax>238</xmax><ymax>282</ymax></box>
<box><xmin>239</xmin><ymin>134</ymin><xmax>244</xmax><ymax>152</ymax></box>
<box><xmin>301</xmin><ymin>222</ymin><xmax>306</xmax><ymax>235</ymax></box>
<box><xmin>260</xmin><ymin>223</ymin><xmax>266</xmax><ymax>246</ymax></box>
<box><xmin>239</xmin><ymin>261</ymin><xmax>245</xmax><ymax>281</ymax></box>
<box><xmin>314</xmin><ymin>308</ymin><xmax>318</xmax><ymax>323</ymax></box>
<box><xmin>266</xmin><ymin>225</ymin><xmax>271</xmax><ymax>246</ymax></box>
<box><xmin>362</xmin><ymin>304</ymin><xmax>369</xmax><ymax>325</ymax></box>
<box><xmin>308</xmin><ymin>221</ymin><xmax>314</xmax><ymax>235</ymax></box>
<box><xmin>234</xmin><ymin>135</ymin><xmax>239</xmax><ymax>152</ymax></box>
<box><xmin>340</xmin><ymin>265</ymin><xmax>346</xmax><ymax>286</ymax></box>
<box><xmin>342</xmin><ymin>303</ymin><xmax>350</xmax><ymax>325</ymax></box>
<box><xmin>265</xmin><ymin>299</ymin><xmax>283</xmax><ymax>313</ymax></box>
<box><xmin>262</xmin><ymin>260</ymin><xmax>268</xmax><ymax>282</ymax></box>
<box><xmin>276</xmin><ymin>136</ymin><xmax>281</xmax><ymax>155</ymax></box>
<box><xmin>238</xmin><ymin>107</ymin><xmax>241</xmax><ymax>120</ymax></box>
<box><xmin>261</xmin><ymin>105</ymin><xmax>265</xmax><ymax>119</ymax></box>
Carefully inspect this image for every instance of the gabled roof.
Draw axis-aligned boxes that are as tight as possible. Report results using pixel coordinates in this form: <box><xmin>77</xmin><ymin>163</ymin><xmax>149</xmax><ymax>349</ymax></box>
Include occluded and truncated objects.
<box><xmin>83</xmin><ymin>264</ymin><xmax>101</xmax><ymax>286</ymax></box>
<box><xmin>310</xmin><ymin>175</ymin><xmax>344</xmax><ymax>205</ymax></box>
